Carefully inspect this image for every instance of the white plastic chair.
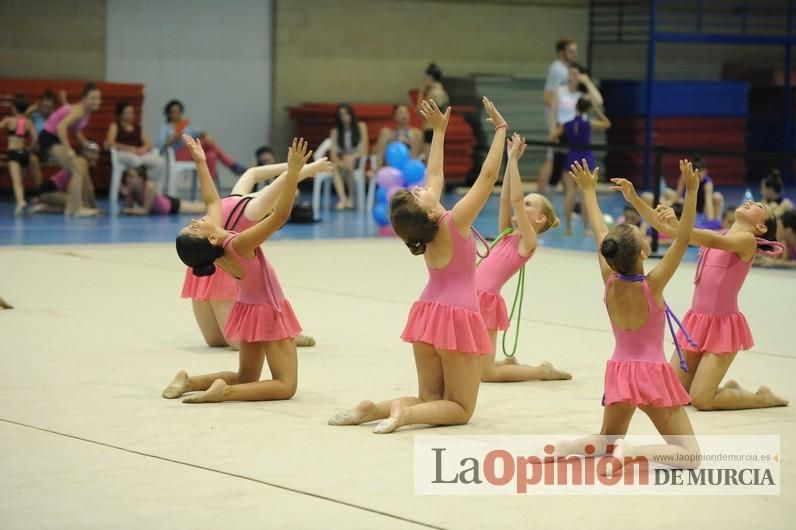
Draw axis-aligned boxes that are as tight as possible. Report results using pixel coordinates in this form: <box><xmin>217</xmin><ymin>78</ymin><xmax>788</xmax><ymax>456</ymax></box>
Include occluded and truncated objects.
<box><xmin>311</xmin><ymin>138</ymin><xmax>368</xmax><ymax>221</ymax></box>
<box><xmin>165</xmin><ymin>146</ymin><xmax>198</xmax><ymax>199</ymax></box>
<box><xmin>109</xmin><ymin>147</ymin><xmax>125</xmax><ymax>213</ymax></box>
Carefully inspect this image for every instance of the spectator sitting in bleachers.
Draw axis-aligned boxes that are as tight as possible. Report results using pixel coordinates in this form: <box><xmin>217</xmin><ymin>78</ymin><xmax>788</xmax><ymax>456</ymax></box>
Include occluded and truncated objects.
<box><xmin>105</xmin><ymin>101</ymin><xmax>165</xmax><ymax>187</ymax></box>
<box><xmin>30</xmin><ymin>141</ymin><xmax>101</xmax><ymax>216</ymax></box>
<box><xmin>1</xmin><ymin>94</ymin><xmax>37</xmax><ymax>215</ymax></box>
<box><xmin>760</xmin><ymin>170</ymin><xmax>793</xmax><ymax>218</ymax></box>
<box><xmin>373</xmin><ymin>104</ymin><xmax>422</xmax><ymax>169</ymax></box>
<box><xmin>666</xmin><ymin>155</ymin><xmax>724</xmax><ymax>229</ymax></box>
<box><xmin>156</xmin><ymin>99</ymin><xmax>246</xmax><ymax>180</ymax></box>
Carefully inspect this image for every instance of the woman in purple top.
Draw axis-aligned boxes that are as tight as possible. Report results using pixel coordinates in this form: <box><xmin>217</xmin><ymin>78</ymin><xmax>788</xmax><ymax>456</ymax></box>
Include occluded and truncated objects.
<box><xmin>37</xmin><ymin>82</ymin><xmax>102</xmax><ymax>217</ymax></box>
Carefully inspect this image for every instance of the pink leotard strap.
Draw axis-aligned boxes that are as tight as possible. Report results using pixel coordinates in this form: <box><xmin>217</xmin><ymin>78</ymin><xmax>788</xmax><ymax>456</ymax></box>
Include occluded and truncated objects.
<box><xmin>439</xmin><ymin>211</ymin><xmax>490</xmax><ymax>259</ymax></box>
<box><xmin>14</xmin><ymin>117</ymin><xmax>26</xmax><ymax>137</ymax></box>
<box><xmin>695</xmin><ymin>231</ymin><xmax>787</xmax><ymax>283</ymax></box>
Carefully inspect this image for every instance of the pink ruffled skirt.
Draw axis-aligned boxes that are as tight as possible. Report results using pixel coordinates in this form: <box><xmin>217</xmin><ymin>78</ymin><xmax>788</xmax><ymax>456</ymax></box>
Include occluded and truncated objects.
<box><xmin>401</xmin><ymin>301</ymin><xmax>492</xmax><ymax>355</ymax></box>
<box><xmin>603</xmin><ymin>360</ymin><xmax>691</xmax><ymax>407</ymax></box>
<box><xmin>477</xmin><ymin>290</ymin><xmax>509</xmax><ymax>331</ymax></box>
<box><xmin>224</xmin><ymin>299</ymin><xmax>302</xmax><ymax>342</ymax></box>
<box><xmin>675</xmin><ymin>309</ymin><xmax>754</xmax><ymax>354</ymax></box>
<box><xmin>180</xmin><ymin>268</ymin><xmax>238</xmax><ymax>301</ymax></box>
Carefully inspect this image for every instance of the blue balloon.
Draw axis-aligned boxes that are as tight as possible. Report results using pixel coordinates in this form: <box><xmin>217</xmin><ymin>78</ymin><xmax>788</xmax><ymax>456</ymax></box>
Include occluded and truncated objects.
<box><xmin>376</xmin><ymin>186</ymin><xmax>388</xmax><ymax>204</ymax></box>
<box><xmin>402</xmin><ymin>159</ymin><xmax>426</xmax><ymax>186</ymax></box>
<box><xmin>385</xmin><ymin>141</ymin><xmax>410</xmax><ymax>169</ymax></box>
<box><xmin>372</xmin><ymin>202</ymin><xmax>389</xmax><ymax>226</ymax></box>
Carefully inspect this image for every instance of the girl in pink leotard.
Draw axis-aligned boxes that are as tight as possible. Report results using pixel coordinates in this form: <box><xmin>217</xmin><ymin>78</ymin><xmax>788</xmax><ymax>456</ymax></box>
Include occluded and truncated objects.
<box><xmin>558</xmin><ymin>159</ymin><xmax>702</xmax><ymax>470</ymax></box>
<box><xmin>476</xmin><ymin>134</ymin><xmax>570</xmax><ymax>383</ymax></box>
<box><xmin>329</xmin><ymin>98</ymin><xmax>507</xmax><ymax>433</ymax></box>
<box><xmin>162</xmin><ymin>136</ymin><xmax>311</xmax><ymax>403</ymax></box>
<box><xmin>176</xmin><ymin>156</ymin><xmax>331</xmax><ymax>350</ymax></box>
<box><xmin>622</xmin><ymin>185</ymin><xmax>788</xmax><ymax>411</ymax></box>
<box><xmin>119</xmin><ymin>166</ymin><xmax>205</xmax><ymax>216</ymax></box>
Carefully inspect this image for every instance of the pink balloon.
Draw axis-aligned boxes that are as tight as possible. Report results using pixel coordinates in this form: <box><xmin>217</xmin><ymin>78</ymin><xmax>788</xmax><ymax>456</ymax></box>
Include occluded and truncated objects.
<box><xmin>375</xmin><ymin>166</ymin><xmax>403</xmax><ymax>188</ymax></box>
<box><xmin>387</xmin><ymin>185</ymin><xmax>404</xmax><ymax>200</ymax></box>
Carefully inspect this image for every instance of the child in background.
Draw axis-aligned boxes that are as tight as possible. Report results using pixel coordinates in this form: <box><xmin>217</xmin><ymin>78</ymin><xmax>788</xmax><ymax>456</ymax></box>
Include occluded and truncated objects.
<box><xmin>119</xmin><ymin>166</ymin><xmax>205</xmax><ymax>216</ymax></box>
<box><xmin>760</xmin><ymin>170</ymin><xmax>793</xmax><ymax>218</ymax></box>
<box><xmin>1</xmin><ymin>95</ymin><xmax>38</xmax><ymax>214</ymax></box>
<box><xmin>756</xmin><ymin>210</ymin><xmax>796</xmax><ymax>268</ymax></box>
<box><xmin>557</xmin><ymin>97</ymin><xmax>611</xmax><ymax>236</ymax></box>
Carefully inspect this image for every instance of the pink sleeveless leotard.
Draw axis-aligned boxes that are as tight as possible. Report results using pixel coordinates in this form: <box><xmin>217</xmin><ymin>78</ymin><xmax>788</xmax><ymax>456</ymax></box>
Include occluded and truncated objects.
<box><xmin>180</xmin><ymin>196</ymin><xmax>261</xmax><ymax>301</ymax></box>
<box><xmin>220</xmin><ymin>233</ymin><xmax>301</xmax><ymax>342</ymax></box>
<box><xmin>43</xmin><ymin>104</ymin><xmax>89</xmax><ymax>135</ymax></box>
<box><xmin>475</xmin><ymin>232</ymin><xmax>533</xmax><ymax>331</ymax></box>
<box><xmin>49</xmin><ymin>169</ymin><xmax>72</xmax><ymax>191</ymax></box>
<box><xmin>603</xmin><ymin>275</ymin><xmax>691</xmax><ymax>407</ymax></box>
<box><xmin>401</xmin><ymin>211</ymin><xmax>492</xmax><ymax>354</ymax></box>
<box><xmin>675</xmin><ymin>245</ymin><xmax>754</xmax><ymax>354</ymax></box>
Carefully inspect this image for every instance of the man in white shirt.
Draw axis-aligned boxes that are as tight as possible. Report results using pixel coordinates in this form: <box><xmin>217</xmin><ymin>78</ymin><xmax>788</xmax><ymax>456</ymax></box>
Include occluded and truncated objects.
<box><xmin>537</xmin><ymin>37</ymin><xmax>578</xmax><ymax>196</ymax></box>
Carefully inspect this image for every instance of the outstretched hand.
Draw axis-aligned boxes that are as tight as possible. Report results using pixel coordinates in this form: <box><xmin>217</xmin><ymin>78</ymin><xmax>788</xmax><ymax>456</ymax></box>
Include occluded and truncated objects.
<box><xmin>507</xmin><ymin>133</ymin><xmax>526</xmax><ymax>160</ymax></box>
<box><xmin>655</xmin><ymin>205</ymin><xmax>679</xmax><ymax>231</ymax></box>
<box><xmin>609</xmin><ymin>178</ymin><xmax>636</xmax><ymax>202</ymax></box>
<box><xmin>183</xmin><ymin>134</ymin><xmax>206</xmax><ymax>163</ymax></box>
<box><xmin>301</xmin><ymin>157</ymin><xmax>333</xmax><ymax>180</ymax></box>
<box><xmin>483</xmin><ymin>97</ymin><xmax>507</xmax><ymax>129</ymax></box>
<box><xmin>568</xmin><ymin>159</ymin><xmax>599</xmax><ymax>191</ymax></box>
<box><xmin>287</xmin><ymin>137</ymin><xmax>312</xmax><ymax>174</ymax></box>
<box><xmin>419</xmin><ymin>99</ymin><xmax>450</xmax><ymax>131</ymax></box>
<box><xmin>681</xmin><ymin>159</ymin><xmax>700</xmax><ymax>193</ymax></box>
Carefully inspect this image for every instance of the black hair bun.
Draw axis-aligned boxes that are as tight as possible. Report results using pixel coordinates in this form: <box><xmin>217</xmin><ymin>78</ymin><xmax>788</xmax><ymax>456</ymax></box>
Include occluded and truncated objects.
<box><xmin>193</xmin><ymin>264</ymin><xmax>216</xmax><ymax>277</ymax></box>
<box><xmin>601</xmin><ymin>238</ymin><xmax>619</xmax><ymax>258</ymax></box>
<box><xmin>407</xmin><ymin>240</ymin><xmax>427</xmax><ymax>255</ymax></box>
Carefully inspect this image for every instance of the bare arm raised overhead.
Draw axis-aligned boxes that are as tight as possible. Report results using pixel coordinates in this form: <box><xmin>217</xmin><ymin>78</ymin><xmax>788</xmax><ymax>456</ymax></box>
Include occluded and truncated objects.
<box><xmin>232</xmin><ymin>138</ymin><xmax>312</xmax><ymax>258</ymax></box>
<box><xmin>183</xmin><ymin>134</ymin><xmax>222</xmax><ymax>226</ymax></box>
<box><xmin>450</xmin><ymin>97</ymin><xmax>507</xmax><ymax>235</ymax></box>
<box><xmin>569</xmin><ymin>160</ymin><xmax>612</xmax><ymax>281</ymax></box>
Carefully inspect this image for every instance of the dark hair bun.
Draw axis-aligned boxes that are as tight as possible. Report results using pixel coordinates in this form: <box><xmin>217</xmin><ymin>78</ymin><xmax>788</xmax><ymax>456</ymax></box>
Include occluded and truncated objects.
<box><xmin>406</xmin><ymin>240</ymin><xmax>427</xmax><ymax>255</ymax></box>
<box><xmin>193</xmin><ymin>264</ymin><xmax>216</xmax><ymax>277</ymax></box>
<box><xmin>601</xmin><ymin>238</ymin><xmax>619</xmax><ymax>258</ymax></box>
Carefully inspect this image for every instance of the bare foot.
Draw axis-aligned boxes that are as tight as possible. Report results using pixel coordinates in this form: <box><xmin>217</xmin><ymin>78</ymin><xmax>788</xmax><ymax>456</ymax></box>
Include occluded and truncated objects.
<box><xmin>539</xmin><ymin>361</ymin><xmax>572</xmax><ymax>380</ymax></box>
<box><xmin>0</xmin><ymin>296</ymin><xmax>13</xmax><ymax>309</ymax></box>
<box><xmin>295</xmin><ymin>334</ymin><xmax>316</xmax><ymax>347</ymax></box>
<box><xmin>66</xmin><ymin>207</ymin><xmax>100</xmax><ymax>218</ymax></box>
<box><xmin>328</xmin><ymin>400</ymin><xmax>376</xmax><ymax>426</ymax></box>
<box><xmin>565</xmin><ymin>227</ymin><xmax>574</xmax><ymax>237</ymax></box>
<box><xmin>182</xmin><ymin>379</ymin><xmax>228</xmax><ymax>403</ymax></box>
<box><xmin>373</xmin><ymin>400</ymin><xmax>406</xmax><ymax>434</ymax></box>
<box><xmin>28</xmin><ymin>203</ymin><xmax>49</xmax><ymax>214</ymax></box>
<box><xmin>756</xmin><ymin>386</ymin><xmax>789</xmax><ymax>407</ymax></box>
<box><xmin>162</xmin><ymin>371</ymin><xmax>189</xmax><ymax>399</ymax></box>
<box><xmin>14</xmin><ymin>201</ymin><xmax>27</xmax><ymax>216</ymax></box>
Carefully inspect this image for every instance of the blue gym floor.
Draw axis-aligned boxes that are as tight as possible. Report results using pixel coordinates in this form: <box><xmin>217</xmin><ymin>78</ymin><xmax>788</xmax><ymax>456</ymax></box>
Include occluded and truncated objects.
<box><xmin>0</xmin><ymin>188</ymin><xmax>753</xmax><ymax>261</ymax></box>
